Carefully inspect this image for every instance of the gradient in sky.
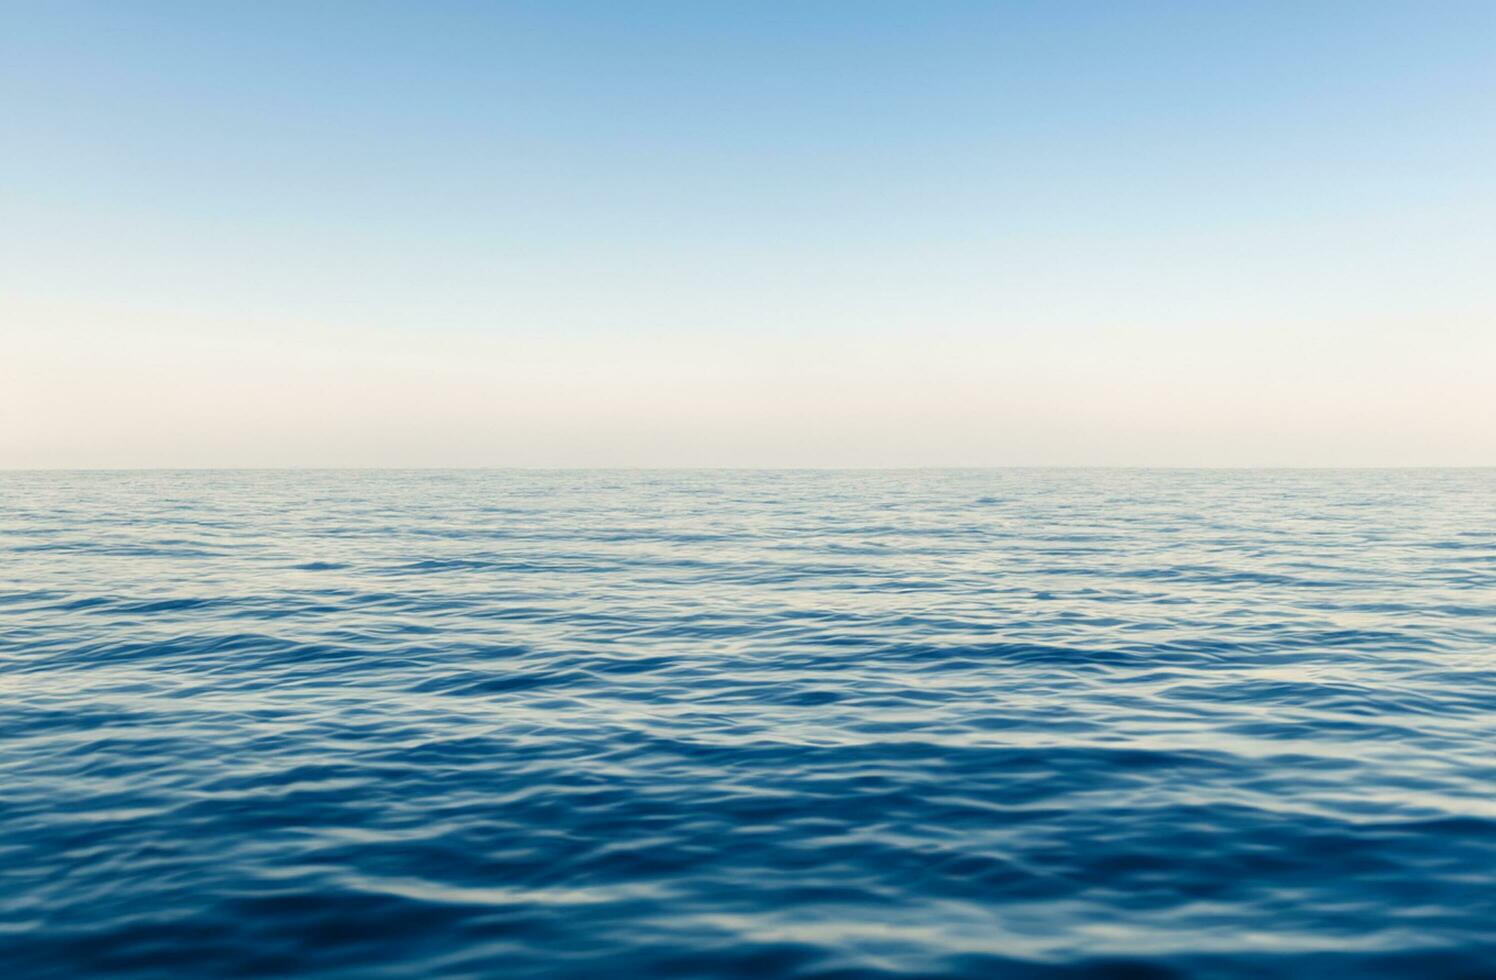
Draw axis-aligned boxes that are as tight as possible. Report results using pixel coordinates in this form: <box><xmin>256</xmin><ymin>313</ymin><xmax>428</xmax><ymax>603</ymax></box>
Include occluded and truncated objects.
<box><xmin>3</xmin><ymin>1</ymin><xmax>1493</xmax><ymax>467</ymax></box>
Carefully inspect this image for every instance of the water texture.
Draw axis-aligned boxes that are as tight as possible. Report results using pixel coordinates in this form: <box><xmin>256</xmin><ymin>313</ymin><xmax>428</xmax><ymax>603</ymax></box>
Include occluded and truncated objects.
<box><xmin>2</xmin><ymin>469</ymin><xmax>1494</xmax><ymax>979</ymax></box>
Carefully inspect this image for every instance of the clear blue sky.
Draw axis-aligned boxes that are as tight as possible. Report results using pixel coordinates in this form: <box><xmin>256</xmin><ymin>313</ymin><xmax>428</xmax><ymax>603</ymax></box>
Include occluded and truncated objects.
<box><xmin>4</xmin><ymin>1</ymin><xmax>1493</xmax><ymax>466</ymax></box>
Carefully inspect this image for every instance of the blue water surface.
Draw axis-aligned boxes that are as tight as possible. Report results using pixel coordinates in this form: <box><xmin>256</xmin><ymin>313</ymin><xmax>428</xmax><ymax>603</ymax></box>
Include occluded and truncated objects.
<box><xmin>2</xmin><ymin>470</ymin><xmax>1494</xmax><ymax>978</ymax></box>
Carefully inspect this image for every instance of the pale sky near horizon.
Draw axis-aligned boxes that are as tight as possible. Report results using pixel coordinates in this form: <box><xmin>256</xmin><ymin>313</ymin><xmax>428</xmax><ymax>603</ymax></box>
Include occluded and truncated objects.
<box><xmin>3</xmin><ymin>1</ymin><xmax>1493</xmax><ymax>468</ymax></box>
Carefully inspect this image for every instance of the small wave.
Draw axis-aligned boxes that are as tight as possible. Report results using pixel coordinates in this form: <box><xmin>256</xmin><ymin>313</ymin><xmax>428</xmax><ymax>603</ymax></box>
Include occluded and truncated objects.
<box><xmin>3</xmin><ymin>468</ymin><xmax>1493</xmax><ymax>978</ymax></box>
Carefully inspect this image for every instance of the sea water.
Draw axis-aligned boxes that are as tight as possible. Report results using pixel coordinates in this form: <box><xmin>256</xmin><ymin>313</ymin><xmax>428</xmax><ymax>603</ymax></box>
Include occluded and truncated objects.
<box><xmin>2</xmin><ymin>469</ymin><xmax>1493</xmax><ymax>977</ymax></box>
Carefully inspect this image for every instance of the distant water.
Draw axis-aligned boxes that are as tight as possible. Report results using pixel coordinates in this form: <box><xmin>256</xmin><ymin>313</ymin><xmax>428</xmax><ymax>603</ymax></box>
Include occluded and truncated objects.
<box><xmin>3</xmin><ymin>470</ymin><xmax>1494</xmax><ymax>979</ymax></box>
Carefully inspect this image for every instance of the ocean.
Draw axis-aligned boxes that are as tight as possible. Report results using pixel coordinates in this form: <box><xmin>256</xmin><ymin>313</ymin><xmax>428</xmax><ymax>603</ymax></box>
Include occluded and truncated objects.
<box><xmin>3</xmin><ymin>469</ymin><xmax>1493</xmax><ymax>978</ymax></box>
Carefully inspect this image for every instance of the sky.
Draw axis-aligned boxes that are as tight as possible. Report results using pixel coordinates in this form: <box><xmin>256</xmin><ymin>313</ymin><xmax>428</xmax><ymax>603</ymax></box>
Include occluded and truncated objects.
<box><xmin>3</xmin><ymin>1</ymin><xmax>1493</xmax><ymax>467</ymax></box>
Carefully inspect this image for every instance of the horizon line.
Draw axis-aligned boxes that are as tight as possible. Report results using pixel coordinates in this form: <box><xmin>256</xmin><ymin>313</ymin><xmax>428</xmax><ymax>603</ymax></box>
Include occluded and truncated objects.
<box><xmin>4</xmin><ymin>465</ymin><xmax>1493</xmax><ymax>473</ymax></box>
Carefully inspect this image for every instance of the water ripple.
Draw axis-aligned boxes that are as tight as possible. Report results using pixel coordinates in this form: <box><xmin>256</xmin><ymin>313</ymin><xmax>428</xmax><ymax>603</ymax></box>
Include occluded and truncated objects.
<box><xmin>2</xmin><ymin>469</ymin><xmax>1493</xmax><ymax>978</ymax></box>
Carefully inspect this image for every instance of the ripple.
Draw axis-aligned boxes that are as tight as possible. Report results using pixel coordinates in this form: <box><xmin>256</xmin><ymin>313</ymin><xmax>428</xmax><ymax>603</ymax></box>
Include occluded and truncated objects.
<box><xmin>1</xmin><ymin>469</ymin><xmax>1494</xmax><ymax>978</ymax></box>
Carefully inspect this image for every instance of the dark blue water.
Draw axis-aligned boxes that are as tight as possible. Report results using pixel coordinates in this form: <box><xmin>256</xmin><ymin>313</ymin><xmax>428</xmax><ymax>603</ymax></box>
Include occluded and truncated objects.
<box><xmin>3</xmin><ymin>470</ymin><xmax>1494</xmax><ymax>978</ymax></box>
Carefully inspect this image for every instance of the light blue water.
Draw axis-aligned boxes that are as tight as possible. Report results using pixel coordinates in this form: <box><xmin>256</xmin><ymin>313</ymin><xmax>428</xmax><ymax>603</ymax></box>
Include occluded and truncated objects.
<box><xmin>2</xmin><ymin>470</ymin><xmax>1494</xmax><ymax>978</ymax></box>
